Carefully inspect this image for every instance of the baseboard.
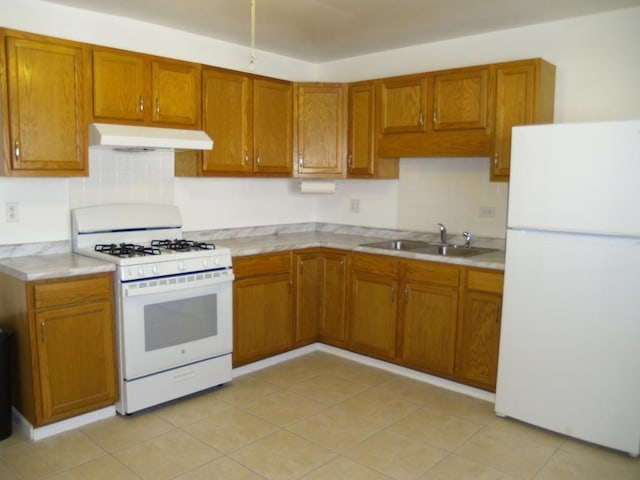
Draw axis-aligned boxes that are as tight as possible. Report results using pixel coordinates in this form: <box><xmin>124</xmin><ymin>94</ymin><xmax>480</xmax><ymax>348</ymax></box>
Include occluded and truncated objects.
<box><xmin>232</xmin><ymin>343</ymin><xmax>496</xmax><ymax>403</ymax></box>
<box><xmin>12</xmin><ymin>406</ymin><xmax>116</xmax><ymax>441</ymax></box>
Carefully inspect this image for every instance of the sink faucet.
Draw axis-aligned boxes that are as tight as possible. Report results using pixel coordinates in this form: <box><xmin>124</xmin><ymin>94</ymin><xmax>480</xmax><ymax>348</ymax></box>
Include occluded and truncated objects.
<box><xmin>437</xmin><ymin>223</ymin><xmax>447</xmax><ymax>244</ymax></box>
<box><xmin>463</xmin><ymin>231</ymin><xmax>472</xmax><ymax>247</ymax></box>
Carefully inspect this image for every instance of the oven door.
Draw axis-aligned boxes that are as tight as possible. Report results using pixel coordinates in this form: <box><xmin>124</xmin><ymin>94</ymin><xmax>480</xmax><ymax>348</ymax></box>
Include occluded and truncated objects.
<box><xmin>118</xmin><ymin>270</ymin><xmax>233</xmax><ymax>380</ymax></box>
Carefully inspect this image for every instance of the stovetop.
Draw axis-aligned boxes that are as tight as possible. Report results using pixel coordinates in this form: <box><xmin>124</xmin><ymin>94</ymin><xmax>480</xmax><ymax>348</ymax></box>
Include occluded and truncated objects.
<box><xmin>94</xmin><ymin>239</ymin><xmax>217</xmax><ymax>258</ymax></box>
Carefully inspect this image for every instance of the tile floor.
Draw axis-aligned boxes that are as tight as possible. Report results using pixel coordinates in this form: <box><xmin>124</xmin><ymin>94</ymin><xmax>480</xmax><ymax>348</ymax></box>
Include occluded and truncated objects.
<box><xmin>1</xmin><ymin>352</ymin><xmax>639</xmax><ymax>480</ymax></box>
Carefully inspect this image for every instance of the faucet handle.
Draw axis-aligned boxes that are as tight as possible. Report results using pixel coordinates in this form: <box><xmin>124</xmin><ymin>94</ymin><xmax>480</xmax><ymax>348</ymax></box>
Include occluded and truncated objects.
<box><xmin>437</xmin><ymin>223</ymin><xmax>447</xmax><ymax>244</ymax></box>
<box><xmin>463</xmin><ymin>231</ymin><xmax>472</xmax><ymax>247</ymax></box>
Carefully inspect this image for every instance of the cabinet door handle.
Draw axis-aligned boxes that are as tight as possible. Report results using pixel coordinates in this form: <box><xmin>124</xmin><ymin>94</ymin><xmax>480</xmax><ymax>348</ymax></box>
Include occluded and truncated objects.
<box><xmin>298</xmin><ymin>155</ymin><xmax>304</xmax><ymax>170</ymax></box>
<box><xmin>404</xmin><ymin>289</ymin><xmax>409</xmax><ymax>304</ymax></box>
<box><xmin>391</xmin><ymin>287</ymin><xmax>396</xmax><ymax>302</ymax></box>
<box><xmin>494</xmin><ymin>152</ymin><xmax>499</xmax><ymax>167</ymax></box>
<box><xmin>419</xmin><ymin>111</ymin><xmax>425</xmax><ymax>127</ymax></box>
<box><xmin>40</xmin><ymin>322</ymin><xmax>46</xmax><ymax>342</ymax></box>
<box><xmin>347</xmin><ymin>154</ymin><xmax>353</xmax><ymax>167</ymax></box>
<box><xmin>14</xmin><ymin>141</ymin><xmax>20</xmax><ymax>160</ymax></box>
<box><xmin>139</xmin><ymin>95</ymin><xmax>144</xmax><ymax>113</ymax></box>
<box><xmin>256</xmin><ymin>152</ymin><xmax>261</xmax><ymax>165</ymax></box>
<box><xmin>155</xmin><ymin>97</ymin><xmax>160</xmax><ymax>115</ymax></box>
<box><xmin>432</xmin><ymin>110</ymin><xmax>437</xmax><ymax>124</ymax></box>
<box><xmin>299</xmin><ymin>260</ymin><xmax>304</xmax><ymax>275</ymax></box>
<box><xmin>244</xmin><ymin>151</ymin><xmax>249</xmax><ymax>165</ymax></box>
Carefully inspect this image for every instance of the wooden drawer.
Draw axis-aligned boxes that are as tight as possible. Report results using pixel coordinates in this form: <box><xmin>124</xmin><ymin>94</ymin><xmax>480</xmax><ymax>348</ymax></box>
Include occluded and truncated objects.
<box><xmin>466</xmin><ymin>268</ymin><xmax>504</xmax><ymax>294</ymax></box>
<box><xmin>350</xmin><ymin>252</ymin><xmax>398</xmax><ymax>277</ymax></box>
<box><xmin>32</xmin><ymin>274</ymin><xmax>113</xmax><ymax>309</ymax></box>
<box><xmin>404</xmin><ymin>259</ymin><xmax>460</xmax><ymax>287</ymax></box>
<box><xmin>233</xmin><ymin>252</ymin><xmax>291</xmax><ymax>278</ymax></box>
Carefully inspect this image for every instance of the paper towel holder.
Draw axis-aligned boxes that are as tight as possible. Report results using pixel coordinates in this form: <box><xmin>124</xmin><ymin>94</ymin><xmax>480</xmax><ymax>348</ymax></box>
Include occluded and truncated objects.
<box><xmin>297</xmin><ymin>180</ymin><xmax>337</xmax><ymax>194</ymax></box>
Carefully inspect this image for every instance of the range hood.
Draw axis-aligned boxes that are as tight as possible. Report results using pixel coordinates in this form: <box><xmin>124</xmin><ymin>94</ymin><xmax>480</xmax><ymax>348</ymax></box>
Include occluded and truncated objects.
<box><xmin>89</xmin><ymin>123</ymin><xmax>213</xmax><ymax>151</ymax></box>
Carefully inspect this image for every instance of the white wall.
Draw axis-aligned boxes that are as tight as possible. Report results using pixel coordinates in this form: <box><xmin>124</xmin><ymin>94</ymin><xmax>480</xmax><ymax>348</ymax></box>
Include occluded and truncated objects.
<box><xmin>1</xmin><ymin>2</ymin><xmax>639</xmax><ymax>245</ymax></box>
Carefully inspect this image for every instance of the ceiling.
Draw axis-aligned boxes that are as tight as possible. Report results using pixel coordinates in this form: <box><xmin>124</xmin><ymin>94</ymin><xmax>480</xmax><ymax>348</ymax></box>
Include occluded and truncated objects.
<box><xmin>44</xmin><ymin>0</ymin><xmax>640</xmax><ymax>62</ymax></box>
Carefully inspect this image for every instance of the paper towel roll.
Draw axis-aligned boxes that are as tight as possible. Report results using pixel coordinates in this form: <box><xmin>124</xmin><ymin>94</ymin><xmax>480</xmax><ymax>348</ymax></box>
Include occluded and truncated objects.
<box><xmin>298</xmin><ymin>180</ymin><xmax>336</xmax><ymax>194</ymax></box>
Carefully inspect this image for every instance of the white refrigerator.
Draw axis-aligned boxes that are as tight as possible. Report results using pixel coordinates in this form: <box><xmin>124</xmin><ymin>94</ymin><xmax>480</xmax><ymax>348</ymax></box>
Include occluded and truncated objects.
<box><xmin>495</xmin><ymin>120</ymin><xmax>640</xmax><ymax>456</ymax></box>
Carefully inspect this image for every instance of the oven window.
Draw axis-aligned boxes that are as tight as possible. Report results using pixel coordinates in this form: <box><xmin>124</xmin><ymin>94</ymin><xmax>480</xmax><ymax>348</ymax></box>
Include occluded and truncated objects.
<box><xmin>144</xmin><ymin>294</ymin><xmax>218</xmax><ymax>351</ymax></box>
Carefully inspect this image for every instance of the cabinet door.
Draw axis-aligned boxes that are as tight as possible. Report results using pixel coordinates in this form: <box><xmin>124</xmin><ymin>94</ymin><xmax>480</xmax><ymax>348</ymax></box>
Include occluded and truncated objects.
<box><xmin>348</xmin><ymin>82</ymin><xmax>375</xmax><ymax>176</ymax></box>
<box><xmin>349</xmin><ymin>270</ymin><xmax>397</xmax><ymax>361</ymax></box>
<box><xmin>3</xmin><ymin>33</ymin><xmax>87</xmax><ymax>175</ymax></box>
<box><xmin>253</xmin><ymin>78</ymin><xmax>293</xmax><ymax>175</ymax></box>
<box><xmin>295</xmin><ymin>83</ymin><xmax>345</xmax><ymax>177</ymax></box>
<box><xmin>201</xmin><ymin>69</ymin><xmax>252</xmax><ymax>174</ymax></box>
<box><xmin>457</xmin><ymin>291</ymin><xmax>502</xmax><ymax>391</ymax></box>
<box><xmin>233</xmin><ymin>273</ymin><xmax>293</xmax><ymax>366</ymax></box>
<box><xmin>401</xmin><ymin>282</ymin><xmax>458</xmax><ymax>377</ymax></box>
<box><xmin>92</xmin><ymin>49</ymin><xmax>146</xmax><ymax>122</ymax></box>
<box><xmin>378</xmin><ymin>75</ymin><xmax>427</xmax><ymax>134</ymax></box>
<box><xmin>295</xmin><ymin>252</ymin><xmax>321</xmax><ymax>346</ymax></box>
<box><xmin>491</xmin><ymin>59</ymin><xmax>555</xmax><ymax>181</ymax></box>
<box><xmin>432</xmin><ymin>67</ymin><xmax>489</xmax><ymax>132</ymax></box>
<box><xmin>320</xmin><ymin>252</ymin><xmax>348</xmax><ymax>347</ymax></box>
<box><xmin>151</xmin><ymin>59</ymin><xmax>200</xmax><ymax>126</ymax></box>
<box><xmin>35</xmin><ymin>301</ymin><xmax>117</xmax><ymax>423</ymax></box>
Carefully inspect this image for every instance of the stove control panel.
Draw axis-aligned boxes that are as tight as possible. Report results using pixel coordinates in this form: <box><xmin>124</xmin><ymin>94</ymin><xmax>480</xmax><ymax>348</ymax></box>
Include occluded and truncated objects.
<box><xmin>119</xmin><ymin>250</ymin><xmax>233</xmax><ymax>282</ymax></box>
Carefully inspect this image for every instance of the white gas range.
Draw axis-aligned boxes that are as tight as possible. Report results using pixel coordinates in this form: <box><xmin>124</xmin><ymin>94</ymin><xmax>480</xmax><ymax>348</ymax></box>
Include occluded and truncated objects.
<box><xmin>71</xmin><ymin>203</ymin><xmax>234</xmax><ymax>414</ymax></box>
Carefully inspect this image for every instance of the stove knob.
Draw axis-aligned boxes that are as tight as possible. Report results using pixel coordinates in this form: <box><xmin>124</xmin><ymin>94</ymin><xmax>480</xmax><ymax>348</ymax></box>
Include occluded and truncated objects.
<box><xmin>151</xmin><ymin>264</ymin><xmax>159</xmax><ymax>275</ymax></box>
<box><xmin>202</xmin><ymin>259</ymin><xmax>211</xmax><ymax>268</ymax></box>
<box><xmin>137</xmin><ymin>266</ymin><xmax>145</xmax><ymax>277</ymax></box>
<box><xmin>214</xmin><ymin>257</ymin><xmax>220</xmax><ymax>266</ymax></box>
<box><xmin>177</xmin><ymin>261</ymin><xmax>186</xmax><ymax>272</ymax></box>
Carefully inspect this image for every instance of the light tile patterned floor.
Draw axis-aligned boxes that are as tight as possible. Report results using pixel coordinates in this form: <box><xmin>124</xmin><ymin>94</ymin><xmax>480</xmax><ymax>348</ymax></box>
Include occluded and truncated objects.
<box><xmin>1</xmin><ymin>352</ymin><xmax>639</xmax><ymax>479</ymax></box>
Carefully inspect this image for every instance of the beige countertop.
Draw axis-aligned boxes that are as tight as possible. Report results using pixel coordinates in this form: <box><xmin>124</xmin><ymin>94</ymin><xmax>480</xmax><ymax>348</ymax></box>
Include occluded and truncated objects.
<box><xmin>0</xmin><ymin>229</ymin><xmax>505</xmax><ymax>281</ymax></box>
<box><xmin>214</xmin><ymin>231</ymin><xmax>505</xmax><ymax>270</ymax></box>
<box><xmin>0</xmin><ymin>253</ymin><xmax>116</xmax><ymax>281</ymax></box>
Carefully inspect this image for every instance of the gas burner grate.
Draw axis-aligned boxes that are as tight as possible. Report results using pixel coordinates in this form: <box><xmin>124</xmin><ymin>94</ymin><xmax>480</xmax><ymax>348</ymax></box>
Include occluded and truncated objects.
<box><xmin>151</xmin><ymin>239</ymin><xmax>216</xmax><ymax>251</ymax></box>
<box><xmin>95</xmin><ymin>243</ymin><xmax>162</xmax><ymax>258</ymax></box>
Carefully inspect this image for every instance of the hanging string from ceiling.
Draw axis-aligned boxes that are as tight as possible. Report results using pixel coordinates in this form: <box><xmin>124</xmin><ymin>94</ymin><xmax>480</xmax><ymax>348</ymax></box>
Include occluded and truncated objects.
<box><xmin>249</xmin><ymin>0</ymin><xmax>256</xmax><ymax>70</ymax></box>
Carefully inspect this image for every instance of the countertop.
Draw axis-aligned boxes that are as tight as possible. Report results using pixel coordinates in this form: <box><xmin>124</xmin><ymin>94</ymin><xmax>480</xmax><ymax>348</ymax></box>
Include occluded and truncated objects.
<box><xmin>214</xmin><ymin>231</ymin><xmax>506</xmax><ymax>270</ymax></box>
<box><xmin>0</xmin><ymin>253</ymin><xmax>115</xmax><ymax>281</ymax></box>
<box><xmin>0</xmin><ymin>229</ymin><xmax>504</xmax><ymax>281</ymax></box>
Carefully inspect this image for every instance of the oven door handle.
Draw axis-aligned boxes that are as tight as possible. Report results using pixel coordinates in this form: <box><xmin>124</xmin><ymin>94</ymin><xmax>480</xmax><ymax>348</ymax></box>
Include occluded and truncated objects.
<box><xmin>123</xmin><ymin>273</ymin><xmax>234</xmax><ymax>297</ymax></box>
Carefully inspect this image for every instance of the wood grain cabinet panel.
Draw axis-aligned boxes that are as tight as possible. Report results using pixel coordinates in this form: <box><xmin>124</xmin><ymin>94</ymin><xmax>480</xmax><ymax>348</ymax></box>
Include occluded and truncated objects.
<box><xmin>1</xmin><ymin>30</ymin><xmax>87</xmax><ymax>176</ymax></box>
<box><xmin>294</xmin><ymin>251</ymin><xmax>321</xmax><ymax>346</ymax></box>
<box><xmin>432</xmin><ymin>67</ymin><xmax>489</xmax><ymax>132</ymax></box>
<box><xmin>294</xmin><ymin>83</ymin><xmax>346</xmax><ymax>178</ymax></box>
<box><xmin>91</xmin><ymin>46</ymin><xmax>200</xmax><ymax>128</ymax></box>
<box><xmin>491</xmin><ymin>59</ymin><xmax>555</xmax><ymax>181</ymax></box>
<box><xmin>347</xmin><ymin>81</ymin><xmax>398</xmax><ymax>179</ymax></box>
<box><xmin>0</xmin><ymin>272</ymin><xmax>117</xmax><ymax>427</ymax></box>
<box><xmin>319</xmin><ymin>251</ymin><xmax>348</xmax><ymax>347</ymax></box>
<box><xmin>378</xmin><ymin>75</ymin><xmax>427</xmax><ymax>134</ymax></box>
<box><xmin>233</xmin><ymin>252</ymin><xmax>294</xmax><ymax>366</ymax></box>
<box><xmin>456</xmin><ymin>268</ymin><xmax>504</xmax><ymax>391</ymax></box>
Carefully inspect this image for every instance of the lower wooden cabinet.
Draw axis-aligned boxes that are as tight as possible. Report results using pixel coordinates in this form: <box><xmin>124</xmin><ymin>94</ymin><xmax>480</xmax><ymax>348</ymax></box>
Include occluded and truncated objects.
<box><xmin>232</xmin><ymin>249</ymin><xmax>503</xmax><ymax>392</ymax></box>
<box><xmin>0</xmin><ymin>272</ymin><xmax>117</xmax><ymax>427</ymax></box>
<box><xmin>456</xmin><ymin>268</ymin><xmax>504</xmax><ymax>391</ymax></box>
<box><xmin>233</xmin><ymin>252</ymin><xmax>294</xmax><ymax>366</ymax></box>
<box><xmin>349</xmin><ymin>253</ymin><xmax>398</xmax><ymax>361</ymax></box>
<box><xmin>399</xmin><ymin>260</ymin><xmax>460</xmax><ymax>378</ymax></box>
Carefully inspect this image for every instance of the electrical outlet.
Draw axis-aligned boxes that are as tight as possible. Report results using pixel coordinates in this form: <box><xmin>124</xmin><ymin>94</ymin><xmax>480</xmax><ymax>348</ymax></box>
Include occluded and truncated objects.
<box><xmin>6</xmin><ymin>202</ymin><xmax>19</xmax><ymax>223</ymax></box>
<box><xmin>350</xmin><ymin>198</ymin><xmax>360</xmax><ymax>214</ymax></box>
<box><xmin>479</xmin><ymin>206</ymin><xmax>496</xmax><ymax>218</ymax></box>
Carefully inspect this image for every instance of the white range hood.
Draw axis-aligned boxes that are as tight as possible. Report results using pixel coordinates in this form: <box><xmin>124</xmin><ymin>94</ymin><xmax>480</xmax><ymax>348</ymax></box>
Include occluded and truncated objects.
<box><xmin>89</xmin><ymin>123</ymin><xmax>213</xmax><ymax>151</ymax></box>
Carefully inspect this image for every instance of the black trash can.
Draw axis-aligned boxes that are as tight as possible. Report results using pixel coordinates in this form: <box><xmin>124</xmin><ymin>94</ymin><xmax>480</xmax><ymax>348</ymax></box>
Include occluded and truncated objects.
<box><xmin>0</xmin><ymin>327</ymin><xmax>12</xmax><ymax>441</ymax></box>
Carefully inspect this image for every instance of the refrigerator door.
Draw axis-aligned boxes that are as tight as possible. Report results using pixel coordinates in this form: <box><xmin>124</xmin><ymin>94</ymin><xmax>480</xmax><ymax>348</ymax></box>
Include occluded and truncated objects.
<box><xmin>508</xmin><ymin>121</ymin><xmax>640</xmax><ymax>237</ymax></box>
<box><xmin>495</xmin><ymin>229</ymin><xmax>640</xmax><ymax>455</ymax></box>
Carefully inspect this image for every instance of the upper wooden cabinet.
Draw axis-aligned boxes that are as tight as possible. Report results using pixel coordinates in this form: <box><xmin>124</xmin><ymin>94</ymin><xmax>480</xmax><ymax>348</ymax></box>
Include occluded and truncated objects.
<box><xmin>199</xmin><ymin>69</ymin><xmax>292</xmax><ymax>176</ymax></box>
<box><xmin>294</xmin><ymin>83</ymin><xmax>347</xmax><ymax>178</ymax></box>
<box><xmin>347</xmin><ymin>81</ymin><xmax>398</xmax><ymax>179</ymax></box>
<box><xmin>491</xmin><ymin>59</ymin><xmax>555</xmax><ymax>181</ymax></box>
<box><xmin>91</xmin><ymin>47</ymin><xmax>201</xmax><ymax>128</ymax></box>
<box><xmin>431</xmin><ymin>67</ymin><xmax>490</xmax><ymax>132</ymax></box>
<box><xmin>1</xmin><ymin>30</ymin><xmax>88</xmax><ymax>176</ymax></box>
<box><xmin>378</xmin><ymin>74</ymin><xmax>428</xmax><ymax>135</ymax></box>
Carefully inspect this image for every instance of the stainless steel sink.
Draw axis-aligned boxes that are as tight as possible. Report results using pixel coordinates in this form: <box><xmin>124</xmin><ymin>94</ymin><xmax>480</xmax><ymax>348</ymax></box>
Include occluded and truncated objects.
<box><xmin>361</xmin><ymin>239</ymin><xmax>495</xmax><ymax>257</ymax></box>
<box><xmin>411</xmin><ymin>244</ymin><xmax>496</xmax><ymax>257</ymax></box>
<box><xmin>360</xmin><ymin>239</ymin><xmax>437</xmax><ymax>251</ymax></box>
